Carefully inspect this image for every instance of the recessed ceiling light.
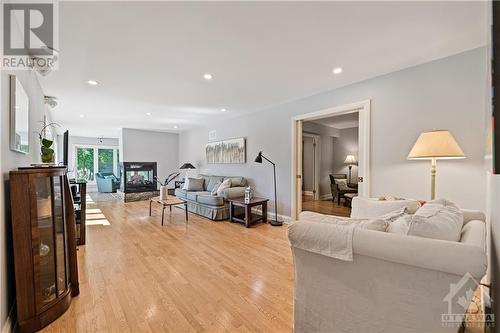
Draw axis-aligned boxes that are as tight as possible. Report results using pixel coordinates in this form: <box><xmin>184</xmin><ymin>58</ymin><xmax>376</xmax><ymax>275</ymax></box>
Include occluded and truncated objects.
<box><xmin>173</xmin><ymin>125</ymin><xmax>178</xmax><ymax>129</ymax></box>
<box><xmin>220</xmin><ymin>108</ymin><xmax>227</xmax><ymax>112</ymax></box>
<box><xmin>146</xmin><ymin>112</ymin><xmax>151</xmax><ymax>116</ymax></box>
<box><xmin>203</xmin><ymin>73</ymin><xmax>213</xmax><ymax>80</ymax></box>
<box><xmin>79</xmin><ymin>114</ymin><xmax>85</xmax><ymax>118</ymax></box>
<box><xmin>87</xmin><ymin>80</ymin><xmax>99</xmax><ymax>86</ymax></box>
<box><xmin>333</xmin><ymin>67</ymin><xmax>343</xmax><ymax>75</ymax></box>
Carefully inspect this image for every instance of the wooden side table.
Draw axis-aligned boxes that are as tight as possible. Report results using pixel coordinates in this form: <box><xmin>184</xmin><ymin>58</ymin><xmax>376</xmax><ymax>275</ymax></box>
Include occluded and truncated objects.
<box><xmin>228</xmin><ymin>197</ymin><xmax>269</xmax><ymax>228</ymax></box>
<box><xmin>149</xmin><ymin>196</ymin><xmax>188</xmax><ymax>227</ymax></box>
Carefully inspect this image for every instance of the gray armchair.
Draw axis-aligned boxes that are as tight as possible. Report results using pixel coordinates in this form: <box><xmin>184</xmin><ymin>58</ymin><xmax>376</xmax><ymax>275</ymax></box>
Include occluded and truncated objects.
<box><xmin>96</xmin><ymin>172</ymin><xmax>121</xmax><ymax>193</ymax></box>
<box><xmin>329</xmin><ymin>174</ymin><xmax>357</xmax><ymax>205</ymax></box>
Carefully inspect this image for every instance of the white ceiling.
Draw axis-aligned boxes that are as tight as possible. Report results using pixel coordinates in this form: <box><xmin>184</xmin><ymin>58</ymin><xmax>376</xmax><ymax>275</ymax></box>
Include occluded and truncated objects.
<box><xmin>311</xmin><ymin>113</ymin><xmax>359</xmax><ymax>130</ymax></box>
<box><xmin>40</xmin><ymin>1</ymin><xmax>488</xmax><ymax>138</ymax></box>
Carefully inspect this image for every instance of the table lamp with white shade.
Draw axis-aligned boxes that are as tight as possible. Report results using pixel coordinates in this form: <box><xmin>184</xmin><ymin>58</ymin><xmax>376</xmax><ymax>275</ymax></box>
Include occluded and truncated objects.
<box><xmin>344</xmin><ymin>155</ymin><xmax>357</xmax><ymax>183</ymax></box>
<box><xmin>407</xmin><ymin>130</ymin><xmax>465</xmax><ymax>200</ymax></box>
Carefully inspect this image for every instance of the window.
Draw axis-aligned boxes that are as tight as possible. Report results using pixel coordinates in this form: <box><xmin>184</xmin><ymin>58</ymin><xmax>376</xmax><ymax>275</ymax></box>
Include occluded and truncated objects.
<box><xmin>73</xmin><ymin>145</ymin><xmax>120</xmax><ymax>183</ymax></box>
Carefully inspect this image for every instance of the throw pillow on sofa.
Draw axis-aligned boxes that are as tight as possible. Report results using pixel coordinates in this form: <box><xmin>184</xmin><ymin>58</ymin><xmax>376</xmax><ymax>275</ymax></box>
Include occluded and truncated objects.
<box><xmin>185</xmin><ymin>178</ymin><xmax>204</xmax><ymax>191</ymax></box>
<box><xmin>216</xmin><ymin>179</ymin><xmax>232</xmax><ymax>196</ymax></box>
<box><xmin>407</xmin><ymin>198</ymin><xmax>463</xmax><ymax>242</ymax></box>
<box><xmin>211</xmin><ymin>180</ymin><xmax>223</xmax><ymax>195</ymax></box>
<box><xmin>351</xmin><ymin>197</ymin><xmax>421</xmax><ymax>218</ymax></box>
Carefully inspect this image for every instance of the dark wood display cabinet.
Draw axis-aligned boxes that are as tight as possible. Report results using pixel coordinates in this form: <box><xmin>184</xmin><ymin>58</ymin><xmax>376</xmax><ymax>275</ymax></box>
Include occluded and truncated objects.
<box><xmin>10</xmin><ymin>167</ymin><xmax>79</xmax><ymax>333</ymax></box>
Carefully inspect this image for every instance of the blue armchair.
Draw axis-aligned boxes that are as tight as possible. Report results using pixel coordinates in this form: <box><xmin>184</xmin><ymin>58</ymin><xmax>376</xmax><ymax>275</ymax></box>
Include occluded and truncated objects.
<box><xmin>96</xmin><ymin>172</ymin><xmax>121</xmax><ymax>193</ymax></box>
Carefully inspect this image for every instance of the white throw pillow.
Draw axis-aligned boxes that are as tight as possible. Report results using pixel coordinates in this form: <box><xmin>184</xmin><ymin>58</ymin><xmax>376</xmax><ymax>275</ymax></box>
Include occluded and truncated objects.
<box><xmin>387</xmin><ymin>214</ymin><xmax>412</xmax><ymax>235</ymax></box>
<box><xmin>216</xmin><ymin>179</ymin><xmax>232</xmax><ymax>196</ymax></box>
<box><xmin>407</xmin><ymin>198</ymin><xmax>463</xmax><ymax>242</ymax></box>
<box><xmin>334</xmin><ymin>178</ymin><xmax>347</xmax><ymax>186</ymax></box>
<box><xmin>211</xmin><ymin>180</ymin><xmax>223</xmax><ymax>195</ymax></box>
<box><xmin>351</xmin><ymin>197</ymin><xmax>421</xmax><ymax>218</ymax></box>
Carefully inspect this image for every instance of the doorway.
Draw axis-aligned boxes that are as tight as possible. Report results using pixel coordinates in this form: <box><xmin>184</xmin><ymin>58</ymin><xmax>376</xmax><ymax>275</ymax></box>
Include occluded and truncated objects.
<box><xmin>302</xmin><ymin>133</ymin><xmax>320</xmax><ymax>201</ymax></box>
<box><xmin>291</xmin><ymin>100</ymin><xmax>371</xmax><ymax>220</ymax></box>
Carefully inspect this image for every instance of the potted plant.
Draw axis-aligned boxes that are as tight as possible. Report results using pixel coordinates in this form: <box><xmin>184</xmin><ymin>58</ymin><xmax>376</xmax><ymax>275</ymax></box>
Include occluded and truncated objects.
<box><xmin>154</xmin><ymin>172</ymin><xmax>180</xmax><ymax>200</ymax></box>
<box><xmin>36</xmin><ymin>121</ymin><xmax>59</xmax><ymax>164</ymax></box>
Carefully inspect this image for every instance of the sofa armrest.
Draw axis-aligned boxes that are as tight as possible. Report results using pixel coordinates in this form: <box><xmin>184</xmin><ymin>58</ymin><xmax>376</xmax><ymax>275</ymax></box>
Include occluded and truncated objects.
<box><xmin>220</xmin><ymin>186</ymin><xmax>246</xmax><ymax>200</ymax></box>
<box><xmin>354</xmin><ymin>229</ymin><xmax>487</xmax><ymax>278</ymax></box>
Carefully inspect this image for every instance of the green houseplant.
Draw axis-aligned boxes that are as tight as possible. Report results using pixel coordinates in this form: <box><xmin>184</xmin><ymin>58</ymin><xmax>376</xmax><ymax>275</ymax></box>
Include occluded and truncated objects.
<box><xmin>36</xmin><ymin>122</ymin><xmax>59</xmax><ymax>164</ymax></box>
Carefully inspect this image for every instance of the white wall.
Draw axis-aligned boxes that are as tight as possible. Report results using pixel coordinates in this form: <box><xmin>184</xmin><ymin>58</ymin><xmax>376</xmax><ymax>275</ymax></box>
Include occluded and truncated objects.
<box><xmin>180</xmin><ymin>47</ymin><xmax>488</xmax><ymax>217</ymax></box>
<box><xmin>121</xmin><ymin>128</ymin><xmax>179</xmax><ymax>183</ymax></box>
<box><xmin>0</xmin><ymin>69</ymin><xmax>52</xmax><ymax>331</ymax></box>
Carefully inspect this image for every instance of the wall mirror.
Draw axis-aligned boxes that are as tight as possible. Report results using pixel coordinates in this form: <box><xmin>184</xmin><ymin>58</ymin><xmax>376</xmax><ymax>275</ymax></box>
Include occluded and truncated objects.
<box><xmin>10</xmin><ymin>75</ymin><xmax>30</xmax><ymax>154</ymax></box>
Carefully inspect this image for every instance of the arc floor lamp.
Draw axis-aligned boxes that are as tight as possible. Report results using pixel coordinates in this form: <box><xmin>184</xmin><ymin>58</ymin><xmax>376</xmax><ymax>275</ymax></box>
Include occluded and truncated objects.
<box><xmin>255</xmin><ymin>151</ymin><xmax>282</xmax><ymax>226</ymax></box>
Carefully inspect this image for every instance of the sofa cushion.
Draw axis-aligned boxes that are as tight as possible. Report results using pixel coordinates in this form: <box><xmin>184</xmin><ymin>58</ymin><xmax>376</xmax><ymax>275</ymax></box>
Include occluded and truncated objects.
<box><xmin>197</xmin><ymin>194</ymin><xmax>224</xmax><ymax>206</ymax></box>
<box><xmin>351</xmin><ymin>197</ymin><xmax>421</xmax><ymax>218</ymax></box>
<box><xmin>206</xmin><ymin>176</ymin><xmax>224</xmax><ymax>192</ymax></box>
<box><xmin>186</xmin><ymin>191</ymin><xmax>210</xmax><ymax>201</ymax></box>
<box><xmin>174</xmin><ymin>188</ymin><xmax>187</xmax><ymax>199</ymax></box>
<box><xmin>226</xmin><ymin>176</ymin><xmax>246</xmax><ymax>187</ymax></box>
<box><xmin>408</xmin><ymin>198</ymin><xmax>463</xmax><ymax>242</ymax></box>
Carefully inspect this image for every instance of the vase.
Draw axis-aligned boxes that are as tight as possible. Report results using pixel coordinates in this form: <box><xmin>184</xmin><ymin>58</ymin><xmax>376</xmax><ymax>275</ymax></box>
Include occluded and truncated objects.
<box><xmin>160</xmin><ymin>186</ymin><xmax>168</xmax><ymax>200</ymax></box>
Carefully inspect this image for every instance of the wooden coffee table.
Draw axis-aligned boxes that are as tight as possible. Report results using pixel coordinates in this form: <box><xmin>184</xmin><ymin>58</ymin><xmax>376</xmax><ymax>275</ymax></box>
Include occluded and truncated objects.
<box><xmin>228</xmin><ymin>197</ymin><xmax>269</xmax><ymax>228</ymax></box>
<box><xmin>149</xmin><ymin>196</ymin><xmax>188</xmax><ymax>226</ymax></box>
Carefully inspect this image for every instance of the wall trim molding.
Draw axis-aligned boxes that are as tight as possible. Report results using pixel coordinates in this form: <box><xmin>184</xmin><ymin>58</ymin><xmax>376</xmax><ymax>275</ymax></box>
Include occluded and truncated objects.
<box><xmin>251</xmin><ymin>207</ymin><xmax>292</xmax><ymax>224</ymax></box>
<box><xmin>291</xmin><ymin>99</ymin><xmax>371</xmax><ymax>220</ymax></box>
<box><xmin>302</xmin><ymin>191</ymin><xmax>313</xmax><ymax>196</ymax></box>
<box><xmin>320</xmin><ymin>194</ymin><xmax>333</xmax><ymax>201</ymax></box>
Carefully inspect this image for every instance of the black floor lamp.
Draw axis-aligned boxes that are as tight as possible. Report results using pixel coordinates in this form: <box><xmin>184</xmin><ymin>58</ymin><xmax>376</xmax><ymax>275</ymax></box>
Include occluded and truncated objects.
<box><xmin>254</xmin><ymin>151</ymin><xmax>282</xmax><ymax>227</ymax></box>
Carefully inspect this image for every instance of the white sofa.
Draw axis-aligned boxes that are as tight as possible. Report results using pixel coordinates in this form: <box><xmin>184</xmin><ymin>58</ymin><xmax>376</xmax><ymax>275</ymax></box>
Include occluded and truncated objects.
<box><xmin>288</xmin><ymin>198</ymin><xmax>487</xmax><ymax>333</ymax></box>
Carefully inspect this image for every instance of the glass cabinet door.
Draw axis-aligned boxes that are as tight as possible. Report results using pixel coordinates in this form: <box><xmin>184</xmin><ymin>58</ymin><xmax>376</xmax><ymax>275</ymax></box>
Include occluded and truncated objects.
<box><xmin>53</xmin><ymin>176</ymin><xmax>68</xmax><ymax>296</ymax></box>
<box><xmin>34</xmin><ymin>176</ymin><xmax>56</xmax><ymax>309</ymax></box>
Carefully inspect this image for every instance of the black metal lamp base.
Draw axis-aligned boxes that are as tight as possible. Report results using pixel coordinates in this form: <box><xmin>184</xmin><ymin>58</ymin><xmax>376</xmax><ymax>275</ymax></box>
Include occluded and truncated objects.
<box><xmin>270</xmin><ymin>220</ymin><xmax>283</xmax><ymax>227</ymax></box>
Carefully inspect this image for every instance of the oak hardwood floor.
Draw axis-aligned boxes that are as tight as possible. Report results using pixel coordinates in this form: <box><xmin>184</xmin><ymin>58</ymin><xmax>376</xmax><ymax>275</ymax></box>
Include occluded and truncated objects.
<box><xmin>301</xmin><ymin>196</ymin><xmax>351</xmax><ymax>217</ymax></box>
<box><xmin>41</xmin><ymin>198</ymin><xmax>294</xmax><ymax>333</ymax></box>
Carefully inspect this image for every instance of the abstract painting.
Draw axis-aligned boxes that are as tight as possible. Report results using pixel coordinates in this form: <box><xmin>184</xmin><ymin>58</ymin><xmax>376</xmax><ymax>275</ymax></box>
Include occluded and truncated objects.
<box><xmin>206</xmin><ymin>138</ymin><xmax>246</xmax><ymax>164</ymax></box>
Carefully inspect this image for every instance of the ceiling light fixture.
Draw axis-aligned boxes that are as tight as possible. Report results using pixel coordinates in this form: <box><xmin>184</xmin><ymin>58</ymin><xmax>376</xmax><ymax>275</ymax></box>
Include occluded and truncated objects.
<box><xmin>220</xmin><ymin>108</ymin><xmax>227</xmax><ymax>112</ymax></box>
<box><xmin>79</xmin><ymin>114</ymin><xmax>85</xmax><ymax>118</ymax></box>
<box><xmin>333</xmin><ymin>67</ymin><xmax>343</xmax><ymax>74</ymax></box>
<box><xmin>173</xmin><ymin>125</ymin><xmax>179</xmax><ymax>129</ymax></box>
<box><xmin>87</xmin><ymin>80</ymin><xmax>99</xmax><ymax>86</ymax></box>
<box><xmin>146</xmin><ymin>112</ymin><xmax>151</xmax><ymax>116</ymax></box>
<box><xmin>203</xmin><ymin>73</ymin><xmax>213</xmax><ymax>80</ymax></box>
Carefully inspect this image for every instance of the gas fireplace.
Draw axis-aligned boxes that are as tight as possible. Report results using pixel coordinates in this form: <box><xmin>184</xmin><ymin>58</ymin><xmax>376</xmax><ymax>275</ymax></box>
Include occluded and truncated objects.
<box><xmin>123</xmin><ymin>162</ymin><xmax>157</xmax><ymax>193</ymax></box>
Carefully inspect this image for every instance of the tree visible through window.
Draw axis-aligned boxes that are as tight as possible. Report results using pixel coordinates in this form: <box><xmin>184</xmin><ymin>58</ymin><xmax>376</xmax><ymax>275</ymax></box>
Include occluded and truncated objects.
<box><xmin>98</xmin><ymin>148</ymin><xmax>114</xmax><ymax>174</ymax></box>
<box><xmin>76</xmin><ymin>148</ymin><xmax>94</xmax><ymax>181</ymax></box>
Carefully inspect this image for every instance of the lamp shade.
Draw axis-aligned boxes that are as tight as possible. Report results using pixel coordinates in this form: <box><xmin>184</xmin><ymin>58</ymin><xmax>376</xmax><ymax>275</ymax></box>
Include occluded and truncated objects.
<box><xmin>254</xmin><ymin>152</ymin><xmax>263</xmax><ymax>163</ymax></box>
<box><xmin>344</xmin><ymin>155</ymin><xmax>357</xmax><ymax>165</ymax></box>
<box><xmin>407</xmin><ymin>130</ymin><xmax>465</xmax><ymax>160</ymax></box>
<box><xmin>179</xmin><ymin>163</ymin><xmax>196</xmax><ymax>169</ymax></box>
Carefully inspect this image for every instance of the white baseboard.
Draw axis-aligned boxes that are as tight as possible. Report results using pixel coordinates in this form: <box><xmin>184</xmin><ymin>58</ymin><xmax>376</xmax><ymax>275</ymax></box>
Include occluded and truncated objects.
<box><xmin>320</xmin><ymin>194</ymin><xmax>333</xmax><ymax>200</ymax></box>
<box><xmin>2</xmin><ymin>304</ymin><xmax>15</xmax><ymax>333</ymax></box>
<box><xmin>302</xmin><ymin>191</ymin><xmax>314</xmax><ymax>196</ymax></box>
<box><xmin>251</xmin><ymin>207</ymin><xmax>292</xmax><ymax>224</ymax></box>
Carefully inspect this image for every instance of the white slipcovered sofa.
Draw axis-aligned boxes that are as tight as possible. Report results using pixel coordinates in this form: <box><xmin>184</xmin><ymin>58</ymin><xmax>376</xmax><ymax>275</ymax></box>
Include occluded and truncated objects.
<box><xmin>287</xmin><ymin>197</ymin><xmax>487</xmax><ymax>333</ymax></box>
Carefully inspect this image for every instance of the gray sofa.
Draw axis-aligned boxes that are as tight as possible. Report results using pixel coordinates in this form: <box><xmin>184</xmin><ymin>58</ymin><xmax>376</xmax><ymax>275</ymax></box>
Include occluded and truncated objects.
<box><xmin>174</xmin><ymin>175</ymin><xmax>248</xmax><ymax>220</ymax></box>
